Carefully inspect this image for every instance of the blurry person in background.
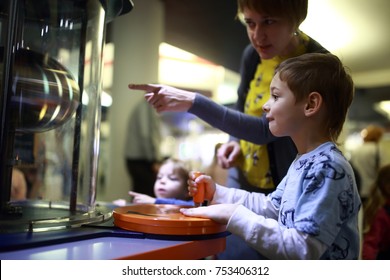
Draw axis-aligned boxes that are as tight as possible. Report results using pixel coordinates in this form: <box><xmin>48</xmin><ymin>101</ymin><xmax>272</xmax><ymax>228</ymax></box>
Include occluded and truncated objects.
<box><xmin>362</xmin><ymin>164</ymin><xmax>390</xmax><ymax>259</ymax></box>
<box><xmin>350</xmin><ymin>124</ymin><xmax>384</xmax><ymax>204</ymax></box>
<box><xmin>124</xmin><ymin>99</ymin><xmax>163</xmax><ymax>197</ymax></box>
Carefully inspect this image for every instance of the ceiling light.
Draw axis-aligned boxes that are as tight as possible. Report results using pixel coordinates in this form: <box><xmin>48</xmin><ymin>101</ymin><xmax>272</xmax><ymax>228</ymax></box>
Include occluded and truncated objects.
<box><xmin>374</xmin><ymin>100</ymin><xmax>390</xmax><ymax>119</ymax></box>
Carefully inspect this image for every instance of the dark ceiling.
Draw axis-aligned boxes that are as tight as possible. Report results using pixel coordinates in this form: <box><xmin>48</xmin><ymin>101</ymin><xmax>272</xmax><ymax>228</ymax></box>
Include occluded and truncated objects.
<box><xmin>163</xmin><ymin>0</ymin><xmax>248</xmax><ymax>73</ymax></box>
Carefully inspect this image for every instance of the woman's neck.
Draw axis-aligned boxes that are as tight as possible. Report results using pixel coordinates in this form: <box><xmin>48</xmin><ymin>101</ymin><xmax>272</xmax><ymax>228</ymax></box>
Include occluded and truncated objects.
<box><xmin>280</xmin><ymin>35</ymin><xmax>300</xmax><ymax>57</ymax></box>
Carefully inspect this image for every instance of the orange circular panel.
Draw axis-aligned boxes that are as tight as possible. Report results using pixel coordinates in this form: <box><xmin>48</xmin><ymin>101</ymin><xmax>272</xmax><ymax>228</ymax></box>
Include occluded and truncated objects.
<box><xmin>113</xmin><ymin>204</ymin><xmax>226</xmax><ymax>235</ymax></box>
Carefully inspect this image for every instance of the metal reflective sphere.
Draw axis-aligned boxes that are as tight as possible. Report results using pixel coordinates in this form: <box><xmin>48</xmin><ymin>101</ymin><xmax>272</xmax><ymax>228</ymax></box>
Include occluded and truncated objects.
<box><xmin>11</xmin><ymin>48</ymin><xmax>80</xmax><ymax>132</ymax></box>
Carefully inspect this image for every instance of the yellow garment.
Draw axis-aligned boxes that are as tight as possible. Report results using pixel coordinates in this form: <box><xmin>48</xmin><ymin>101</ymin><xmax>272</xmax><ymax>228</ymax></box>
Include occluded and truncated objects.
<box><xmin>239</xmin><ymin>33</ymin><xmax>309</xmax><ymax>189</ymax></box>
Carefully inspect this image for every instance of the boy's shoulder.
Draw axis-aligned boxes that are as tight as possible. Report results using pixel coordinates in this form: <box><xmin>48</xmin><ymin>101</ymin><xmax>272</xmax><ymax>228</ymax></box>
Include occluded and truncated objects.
<box><xmin>295</xmin><ymin>142</ymin><xmax>349</xmax><ymax>171</ymax></box>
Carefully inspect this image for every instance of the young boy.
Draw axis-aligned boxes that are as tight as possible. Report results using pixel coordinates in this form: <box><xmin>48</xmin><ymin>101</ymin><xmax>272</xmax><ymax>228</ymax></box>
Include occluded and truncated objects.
<box><xmin>180</xmin><ymin>53</ymin><xmax>361</xmax><ymax>259</ymax></box>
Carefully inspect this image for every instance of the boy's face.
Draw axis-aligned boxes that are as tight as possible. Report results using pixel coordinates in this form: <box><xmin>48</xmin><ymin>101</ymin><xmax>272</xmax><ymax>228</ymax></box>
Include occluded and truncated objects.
<box><xmin>263</xmin><ymin>73</ymin><xmax>306</xmax><ymax>137</ymax></box>
<box><xmin>154</xmin><ymin>162</ymin><xmax>187</xmax><ymax>200</ymax></box>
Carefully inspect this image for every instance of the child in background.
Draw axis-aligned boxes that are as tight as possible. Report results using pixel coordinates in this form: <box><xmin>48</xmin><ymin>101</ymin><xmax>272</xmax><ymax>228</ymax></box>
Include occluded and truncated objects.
<box><xmin>362</xmin><ymin>164</ymin><xmax>390</xmax><ymax>259</ymax></box>
<box><xmin>128</xmin><ymin>158</ymin><xmax>194</xmax><ymax>206</ymax></box>
<box><xmin>181</xmin><ymin>53</ymin><xmax>361</xmax><ymax>259</ymax></box>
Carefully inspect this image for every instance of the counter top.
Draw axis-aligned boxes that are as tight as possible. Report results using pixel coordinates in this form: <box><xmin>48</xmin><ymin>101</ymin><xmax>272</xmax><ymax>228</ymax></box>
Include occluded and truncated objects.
<box><xmin>0</xmin><ymin>218</ymin><xmax>228</xmax><ymax>260</ymax></box>
<box><xmin>0</xmin><ymin>236</ymin><xmax>226</xmax><ymax>260</ymax></box>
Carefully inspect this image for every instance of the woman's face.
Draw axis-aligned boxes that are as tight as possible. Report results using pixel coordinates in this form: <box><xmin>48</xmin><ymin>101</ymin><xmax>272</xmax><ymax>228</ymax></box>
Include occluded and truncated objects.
<box><xmin>243</xmin><ymin>7</ymin><xmax>297</xmax><ymax>59</ymax></box>
<box><xmin>154</xmin><ymin>162</ymin><xmax>187</xmax><ymax>200</ymax></box>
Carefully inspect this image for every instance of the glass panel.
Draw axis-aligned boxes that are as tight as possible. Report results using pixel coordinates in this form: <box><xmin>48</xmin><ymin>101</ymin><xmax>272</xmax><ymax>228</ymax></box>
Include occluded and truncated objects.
<box><xmin>0</xmin><ymin>0</ymin><xmax>109</xmax><ymax>232</ymax></box>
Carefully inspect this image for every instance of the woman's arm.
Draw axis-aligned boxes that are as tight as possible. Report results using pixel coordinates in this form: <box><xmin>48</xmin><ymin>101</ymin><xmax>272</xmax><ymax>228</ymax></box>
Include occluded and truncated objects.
<box><xmin>189</xmin><ymin>93</ymin><xmax>276</xmax><ymax>145</ymax></box>
<box><xmin>128</xmin><ymin>84</ymin><xmax>277</xmax><ymax>145</ymax></box>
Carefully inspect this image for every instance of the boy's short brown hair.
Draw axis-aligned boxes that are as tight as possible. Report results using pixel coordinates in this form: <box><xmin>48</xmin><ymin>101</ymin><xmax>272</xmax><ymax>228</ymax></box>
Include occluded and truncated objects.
<box><xmin>276</xmin><ymin>53</ymin><xmax>354</xmax><ymax>142</ymax></box>
<box><xmin>237</xmin><ymin>0</ymin><xmax>308</xmax><ymax>30</ymax></box>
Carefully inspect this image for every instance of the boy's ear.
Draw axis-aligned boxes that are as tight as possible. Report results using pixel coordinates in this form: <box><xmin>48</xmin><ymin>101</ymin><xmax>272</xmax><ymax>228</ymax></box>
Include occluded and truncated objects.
<box><xmin>304</xmin><ymin>91</ymin><xmax>322</xmax><ymax>116</ymax></box>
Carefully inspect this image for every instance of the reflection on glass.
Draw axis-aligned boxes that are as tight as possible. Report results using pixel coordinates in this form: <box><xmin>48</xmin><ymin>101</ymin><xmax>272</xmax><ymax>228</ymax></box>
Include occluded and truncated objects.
<box><xmin>11</xmin><ymin>48</ymin><xmax>80</xmax><ymax>132</ymax></box>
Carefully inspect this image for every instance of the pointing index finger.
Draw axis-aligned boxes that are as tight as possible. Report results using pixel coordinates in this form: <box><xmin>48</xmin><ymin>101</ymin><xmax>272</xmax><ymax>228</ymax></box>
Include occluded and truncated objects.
<box><xmin>128</xmin><ymin>83</ymin><xmax>160</xmax><ymax>92</ymax></box>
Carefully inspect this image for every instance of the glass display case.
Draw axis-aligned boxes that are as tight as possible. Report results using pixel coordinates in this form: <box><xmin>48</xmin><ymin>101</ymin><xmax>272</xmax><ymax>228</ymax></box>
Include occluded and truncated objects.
<box><xmin>0</xmin><ymin>0</ymin><xmax>133</xmax><ymax>232</ymax></box>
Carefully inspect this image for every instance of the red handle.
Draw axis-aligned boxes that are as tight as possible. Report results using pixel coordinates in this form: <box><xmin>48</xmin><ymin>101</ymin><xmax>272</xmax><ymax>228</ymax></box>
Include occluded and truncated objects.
<box><xmin>193</xmin><ymin>172</ymin><xmax>205</xmax><ymax>206</ymax></box>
